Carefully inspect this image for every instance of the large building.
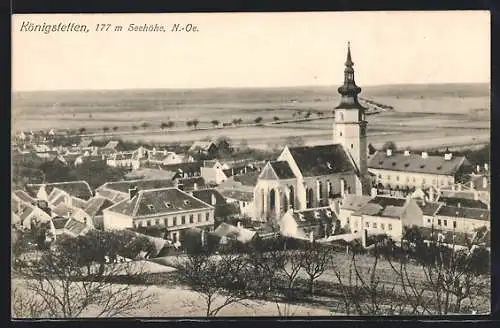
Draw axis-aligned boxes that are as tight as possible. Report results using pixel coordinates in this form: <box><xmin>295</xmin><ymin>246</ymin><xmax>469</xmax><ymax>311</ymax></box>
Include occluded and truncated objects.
<box><xmin>368</xmin><ymin>149</ymin><xmax>473</xmax><ymax>196</ymax></box>
<box><xmin>102</xmin><ymin>187</ymin><xmax>215</xmax><ymax>243</ymax></box>
<box><xmin>253</xmin><ymin>43</ymin><xmax>370</xmax><ymax>221</ymax></box>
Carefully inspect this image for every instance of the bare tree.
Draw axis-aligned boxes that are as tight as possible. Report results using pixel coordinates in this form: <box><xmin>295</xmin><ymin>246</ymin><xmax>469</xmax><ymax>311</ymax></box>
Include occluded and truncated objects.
<box><xmin>12</xmin><ymin>240</ymin><xmax>155</xmax><ymax>318</ymax></box>
<box><xmin>141</xmin><ymin>122</ymin><xmax>150</xmax><ymax>130</ymax></box>
<box><xmin>192</xmin><ymin>119</ymin><xmax>200</xmax><ymax>129</ymax></box>
<box><xmin>211</xmin><ymin>120</ymin><xmax>220</xmax><ymax>128</ymax></box>
<box><xmin>176</xmin><ymin>253</ymin><xmax>257</xmax><ymax>317</ymax></box>
<box><xmin>254</xmin><ymin>117</ymin><xmax>263</xmax><ymax>124</ymax></box>
<box><xmin>79</xmin><ymin>128</ymin><xmax>86</xmax><ymax>134</ymax></box>
<box><xmin>113</xmin><ymin>126</ymin><xmax>118</xmax><ymax>132</ymax></box>
<box><xmin>300</xmin><ymin>242</ymin><xmax>332</xmax><ymax>295</ymax></box>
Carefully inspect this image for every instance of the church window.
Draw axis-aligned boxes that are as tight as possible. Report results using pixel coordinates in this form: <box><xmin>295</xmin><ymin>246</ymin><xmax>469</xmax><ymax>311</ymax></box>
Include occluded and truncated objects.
<box><xmin>413</xmin><ymin>177</ymin><xmax>416</xmax><ymax>183</ymax></box>
<box><xmin>378</xmin><ymin>174</ymin><xmax>382</xmax><ymax>179</ymax></box>
<box><xmin>422</xmin><ymin>178</ymin><xmax>426</xmax><ymax>184</ymax></box>
<box><xmin>381</xmin><ymin>223</ymin><xmax>385</xmax><ymax>230</ymax></box>
<box><xmin>388</xmin><ymin>224</ymin><xmax>393</xmax><ymax>231</ymax></box>
<box><xmin>351</xmin><ymin>144</ymin><xmax>354</xmax><ymax>149</ymax></box>
<box><xmin>365</xmin><ymin>222</ymin><xmax>369</xmax><ymax>228</ymax></box>
<box><xmin>340</xmin><ymin>113</ymin><xmax>344</xmax><ymax>121</ymax></box>
<box><xmin>340</xmin><ymin>132</ymin><xmax>343</xmax><ymax>137</ymax></box>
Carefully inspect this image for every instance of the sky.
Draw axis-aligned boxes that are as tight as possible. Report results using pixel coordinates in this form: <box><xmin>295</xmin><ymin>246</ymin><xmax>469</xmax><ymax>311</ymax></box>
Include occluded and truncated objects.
<box><xmin>12</xmin><ymin>11</ymin><xmax>490</xmax><ymax>91</ymax></box>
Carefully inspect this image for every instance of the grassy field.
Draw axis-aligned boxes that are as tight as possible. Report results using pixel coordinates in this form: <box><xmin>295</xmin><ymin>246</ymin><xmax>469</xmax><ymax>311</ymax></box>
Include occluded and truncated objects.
<box><xmin>12</xmin><ymin>83</ymin><xmax>490</xmax><ymax>150</ymax></box>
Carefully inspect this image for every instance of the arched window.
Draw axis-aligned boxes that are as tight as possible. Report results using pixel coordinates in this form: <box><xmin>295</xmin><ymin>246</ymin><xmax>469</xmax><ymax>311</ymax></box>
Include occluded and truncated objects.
<box><xmin>283</xmin><ymin>192</ymin><xmax>288</xmax><ymax>211</ymax></box>
<box><xmin>306</xmin><ymin>188</ymin><xmax>314</xmax><ymax>208</ymax></box>
<box><xmin>269</xmin><ymin>189</ymin><xmax>276</xmax><ymax>211</ymax></box>
<box><xmin>317</xmin><ymin>180</ymin><xmax>324</xmax><ymax>200</ymax></box>
<box><xmin>340</xmin><ymin>113</ymin><xmax>344</xmax><ymax>121</ymax></box>
<box><xmin>289</xmin><ymin>186</ymin><xmax>295</xmax><ymax>209</ymax></box>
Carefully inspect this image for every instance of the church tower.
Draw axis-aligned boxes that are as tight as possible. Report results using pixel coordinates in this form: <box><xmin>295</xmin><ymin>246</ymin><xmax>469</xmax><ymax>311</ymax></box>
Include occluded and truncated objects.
<box><xmin>333</xmin><ymin>42</ymin><xmax>369</xmax><ymax>195</ymax></box>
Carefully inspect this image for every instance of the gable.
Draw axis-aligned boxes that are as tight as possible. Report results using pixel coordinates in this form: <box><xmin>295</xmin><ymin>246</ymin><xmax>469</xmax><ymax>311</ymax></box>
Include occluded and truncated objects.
<box><xmin>259</xmin><ymin>162</ymin><xmax>279</xmax><ymax>180</ymax></box>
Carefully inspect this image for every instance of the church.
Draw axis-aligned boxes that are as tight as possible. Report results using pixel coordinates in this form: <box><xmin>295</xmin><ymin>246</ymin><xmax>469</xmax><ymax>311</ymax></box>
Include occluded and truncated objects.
<box><xmin>253</xmin><ymin>43</ymin><xmax>371</xmax><ymax>221</ymax></box>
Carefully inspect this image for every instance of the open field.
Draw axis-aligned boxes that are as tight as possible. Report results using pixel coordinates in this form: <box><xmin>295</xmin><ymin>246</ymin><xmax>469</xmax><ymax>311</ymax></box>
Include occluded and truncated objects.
<box><xmin>12</xmin><ymin>84</ymin><xmax>490</xmax><ymax>150</ymax></box>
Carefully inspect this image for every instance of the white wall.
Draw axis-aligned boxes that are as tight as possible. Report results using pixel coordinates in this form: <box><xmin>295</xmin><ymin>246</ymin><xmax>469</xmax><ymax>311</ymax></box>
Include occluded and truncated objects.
<box><xmin>102</xmin><ymin>210</ymin><xmax>134</xmax><ymax>230</ymax></box>
<box><xmin>369</xmin><ymin>168</ymin><xmax>454</xmax><ymax>190</ymax></box>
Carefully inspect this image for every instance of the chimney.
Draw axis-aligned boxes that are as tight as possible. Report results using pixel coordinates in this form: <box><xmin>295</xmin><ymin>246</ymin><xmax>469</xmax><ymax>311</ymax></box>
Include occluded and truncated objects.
<box><xmin>474</xmin><ymin>191</ymin><xmax>479</xmax><ymax>201</ymax></box>
<box><xmin>193</xmin><ymin>183</ymin><xmax>198</xmax><ymax>190</ymax></box>
<box><xmin>484</xmin><ymin>163</ymin><xmax>489</xmax><ymax>172</ymax></box>
<box><xmin>482</xmin><ymin>176</ymin><xmax>488</xmax><ymax>189</ymax></box>
<box><xmin>404</xmin><ymin>150</ymin><xmax>410</xmax><ymax>156</ymax></box>
<box><xmin>428</xmin><ymin>187</ymin><xmax>434</xmax><ymax>202</ymax></box>
<box><xmin>386</xmin><ymin>149</ymin><xmax>392</xmax><ymax>157</ymax></box>
<box><xmin>128</xmin><ymin>186</ymin><xmax>138</xmax><ymax>199</ymax></box>
<box><xmin>200</xmin><ymin>230</ymin><xmax>205</xmax><ymax>247</ymax></box>
<box><xmin>457</xmin><ymin>202</ymin><xmax>461</xmax><ymax>209</ymax></box>
<box><xmin>476</xmin><ymin>165</ymin><xmax>481</xmax><ymax>173</ymax></box>
<box><xmin>370</xmin><ymin>187</ymin><xmax>378</xmax><ymax>197</ymax></box>
<box><xmin>237</xmin><ymin>221</ymin><xmax>242</xmax><ymax>229</ymax></box>
<box><xmin>444</xmin><ymin>153</ymin><xmax>453</xmax><ymax>161</ymax></box>
<box><xmin>421</xmin><ymin>152</ymin><xmax>428</xmax><ymax>159</ymax></box>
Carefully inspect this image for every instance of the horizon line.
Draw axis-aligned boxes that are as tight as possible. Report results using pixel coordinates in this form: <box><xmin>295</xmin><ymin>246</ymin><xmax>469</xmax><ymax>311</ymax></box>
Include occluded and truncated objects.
<box><xmin>12</xmin><ymin>81</ymin><xmax>490</xmax><ymax>94</ymax></box>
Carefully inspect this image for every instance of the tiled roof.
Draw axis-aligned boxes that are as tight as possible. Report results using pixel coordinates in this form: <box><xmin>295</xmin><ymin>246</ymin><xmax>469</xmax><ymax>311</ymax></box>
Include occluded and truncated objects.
<box><xmin>233</xmin><ymin>172</ymin><xmax>260</xmax><ymax>186</ymax></box>
<box><xmin>96</xmin><ymin>188</ymin><xmax>129</xmax><ymax>202</ymax></box>
<box><xmin>98</xmin><ymin>178</ymin><xmax>175</xmax><ymax>193</ymax></box>
<box><xmin>368</xmin><ymin>151</ymin><xmax>470</xmax><ymax>175</ymax></box>
<box><xmin>125</xmin><ymin>168</ymin><xmax>176</xmax><ymax>180</ymax></box>
<box><xmin>437</xmin><ymin>197</ymin><xmax>488</xmax><ymax>210</ymax></box>
<box><xmin>64</xmin><ymin>218</ymin><xmax>88</xmax><ymax>235</ymax></box>
<box><xmin>292</xmin><ymin>207</ymin><xmax>337</xmax><ymax>227</ymax></box>
<box><xmin>340</xmin><ymin>195</ymin><xmax>373</xmax><ymax>211</ymax></box>
<box><xmin>106</xmin><ymin>187</ymin><xmax>213</xmax><ymax>218</ymax></box>
<box><xmin>72</xmin><ymin>197</ymin><xmax>88</xmax><ymax>209</ymax></box>
<box><xmin>353</xmin><ymin>196</ymin><xmax>409</xmax><ymax>219</ymax></box>
<box><xmin>160</xmin><ymin>162</ymin><xmax>203</xmax><ymax>174</ymax></box>
<box><xmin>27</xmin><ymin>181</ymin><xmax>93</xmax><ymax>201</ymax></box>
<box><xmin>191</xmin><ymin>189</ymin><xmax>227</xmax><ymax>206</ymax></box>
<box><xmin>13</xmin><ymin>190</ymin><xmax>36</xmax><ymax>204</ymax></box>
<box><xmin>218</xmin><ymin>189</ymin><xmax>254</xmax><ymax>202</ymax></box>
<box><xmin>52</xmin><ymin>203</ymin><xmax>72</xmax><ymax>217</ymax></box>
<box><xmin>179</xmin><ymin>177</ymin><xmax>206</xmax><ymax>191</ymax></box>
<box><xmin>436</xmin><ymin>205</ymin><xmax>490</xmax><ymax>221</ymax></box>
<box><xmin>288</xmin><ymin>144</ymin><xmax>355</xmax><ymax>177</ymax></box>
<box><xmin>416</xmin><ymin>201</ymin><xmax>444</xmax><ymax>216</ymax></box>
<box><xmin>270</xmin><ymin>161</ymin><xmax>295</xmax><ymax>179</ymax></box>
<box><xmin>84</xmin><ymin>196</ymin><xmax>115</xmax><ymax>217</ymax></box>
<box><xmin>52</xmin><ymin>216</ymin><xmax>70</xmax><ymax>229</ymax></box>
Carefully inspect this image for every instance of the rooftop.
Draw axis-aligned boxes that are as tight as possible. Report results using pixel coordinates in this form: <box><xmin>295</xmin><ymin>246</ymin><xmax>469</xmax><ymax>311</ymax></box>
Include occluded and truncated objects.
<box><xmin>191</xmin><ymin>188</ymin><xmax>227</xmax><ymax>206</ymax></box>
<box><xmin>292</xmin><ymin>207</ymin><xmax>337</xmax><ymax>226</ymax></box>
<box><xmin>437</xmin><ymin>196</ymin><xmax>488</xmax><ymax>210</ymax></box>
<box><xmin>84</xmin><ymin>196</ymin><xmax>115</xmax><ymax>217</ymax></box>
<box><xmin>26</xmin><ymin>181</ymin><xmax>94</xmax><ymax>201</ymax></box>
<box><xmin>287</xmin><ymin>144</ymin><xmax>355</xmax><ymax>177</ymax></box>
<box><xmin>98</xmin><ymin>178</ymin><xmax>175</xmax><ymax>194</ymax></box>
<box><xmin>340</xmin><ymin>195</ymin><xmax>373</xmax><ymax>211</ymax></box>
<box><xmin>416</xmin><ymin>201</ymin><xmax>444</xmax><ymax>216</ymax></box>
<box><xmin>106</xmin><ymin>187</ymin><xmax>214</xmax><ymax>218</ymax></box>
<box><xmin>368</xmin><ymin>151</ymin><xmax>470</xmax><ymax>175</ymax></box>
<box><xmin>218</xmin><ymin>189</ymin><xmax>254</xmax><ymax>202</ymax></box>
<box><xmin>436</xmin><ymin>205</ymin><xmax>490</xmax><ymax>221</ymax></box>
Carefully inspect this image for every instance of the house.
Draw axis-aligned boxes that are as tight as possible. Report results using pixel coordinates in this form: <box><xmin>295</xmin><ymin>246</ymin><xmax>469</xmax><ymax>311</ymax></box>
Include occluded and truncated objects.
<box><xmin>190</xmin><ymin>188</ymin><xmax>239</xmax><ymax>221</ymax></box>
<box><xmin>212</xmin><ymin>222</ymin><xmax>256</xmax><ymax>245</ymax></box>
<box><xmin>125</xmin><ymin>168</ymin><xmax>177</xmax><ymax>181</ymax></box>
<box><xmin>147</xmin><ymin>149</ymin><xmax>192</xmax><ymax>166</ymax></box>
<box><xmin>104</xmin><ymin>140</ymin><xmax>127</xmax><ymax>152</ymax></box>
<box><xmin>96</xmin><ymin>178</ymin><xmax>177</xmax><ymax>202</ymax></box>
<box><xmin>200</xmin><ymin>160</ymin><xmax>231</xmax><ymax>185</ymax></box>
<box><xmin>337</xmin><ymin>194</ymin><xmax>373</xmax><ymax>228</ymax></box>
<box><xmin>49</xmin><ymin>216</ymin><xmax>89</xmax><ymax>237</ymax></box>
<box><xmin>218</xmin><ymin>189</ymin><xmax>255</xmax><ymax>218</ymax></box>
<box><xmin>51</xmin><ymin>202</ymin><xmax>93</xmax><ymax>228</ymax></box>
<box><xmin>188</xmin><ymin>141</ymin><xmax>218</xmax><ymax>156</ymax></box>
<box><xmin>26</xmin><ymin>181</ymin><xmax>94</xmax><ymax>203</ymax></box>
<box><xmin>162</xmin><ymin>162</ymin><xmax>204</xmax><ymax>179</ymax></box>
<box><xmin>440</xmin><ymin>172</ymin><xmax>490</xmax><ymax>206</ymax></box>
<box><xmin>345</xmin><ymin>196</ymin><xmax>423</xmax><ymax>241</ymax></box>
<box><xmin>417</xmin><ymin>200</ymin><xmax>444</xmax><ymax>228</ymax></box>
<box><xmin>102</xmin><ymin>187</ymin><xmax>215</xmax><ymax>244</ymax></box>
<box><xmin>106</xmin><ymin>152</ymin><xmax>133</xmax><ymax>168</ymax></box>
<box><xmin>83</xmin><ymin>196</ymin><xmax>115</xmax><ymax>229</ymax></box>
<box><xmin>433</xmin><ymin>205</ymin><xmax>490</xmax><ymax>234</ymax></box>
<box><xmin>436</xmin><ymin>196</ymin><xmax>488</xmax><ymax>210</ymax></box>
<box><xmin>254</xmin><ymin>144</ymin><xmax>360</xmax><ymax>221</ymax></box>
<box><xmin>368</xmin><ymin>149</ymin><xmax>473</xmax><ymax>195</ymax></box>
<box><xmin>15</xmin><ymin>203</ymin><xmax>52</xmax><ymax>229</ymax></box>
<box><xmin>130</xmin><ymin>146</ymin><xmax>152</xmax><ymax>169</ymax></box>
<box><xmin>279</xmin><ymin>207</ymin><xmax>337</xmax><ymax>241</ymax></box>
<box><xmin>74</xmin><ymin>154</ymin><xmax>103</xmax><ymax>167</ymax></box>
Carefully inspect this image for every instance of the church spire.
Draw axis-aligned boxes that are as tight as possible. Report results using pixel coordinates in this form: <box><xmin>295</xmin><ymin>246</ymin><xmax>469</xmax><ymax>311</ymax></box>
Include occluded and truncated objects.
<box><xmin>335</xmin><ymin>42</ymin><xmax>365</xmax><ymax>110</ymax></box>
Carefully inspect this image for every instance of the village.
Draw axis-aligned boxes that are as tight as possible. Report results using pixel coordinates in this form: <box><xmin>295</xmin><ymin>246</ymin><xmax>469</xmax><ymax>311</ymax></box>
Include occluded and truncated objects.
<box><xmin>11</xmin><ymin>43</ymin><xmax>491</xmax><ymax>317</ymax></box>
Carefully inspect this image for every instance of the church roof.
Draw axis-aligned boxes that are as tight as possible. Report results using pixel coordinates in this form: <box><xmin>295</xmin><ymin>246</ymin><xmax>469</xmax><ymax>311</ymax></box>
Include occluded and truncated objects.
<box><xmin>368</xmin><ymin>151</ymin><xmax>469</xmax><ymax>175</ymax></box>
<box><xmin>288</xmin><ymin>144</ymin><xmax>355</xmax><ymax>177</ymax></box>
<box><xmin>270</xmin><ymin>161</ymin><xmax>295</xmax><ymax>179</ymax></box>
